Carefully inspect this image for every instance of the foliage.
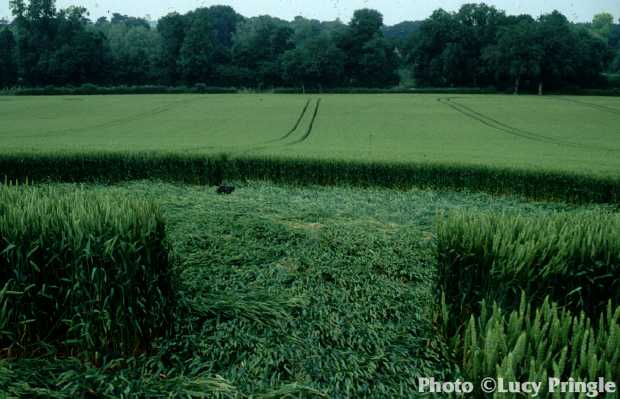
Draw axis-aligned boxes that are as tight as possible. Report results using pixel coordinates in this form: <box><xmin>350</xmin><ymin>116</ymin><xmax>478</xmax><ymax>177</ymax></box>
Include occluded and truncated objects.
<box><xmin>156</xmin><ymin>12</ymin><xmax>187</xmax><ymax>86</ymax></box>
<box><xmin>452</xmin><ymin>295</ymin><xmax>620</xmax><ymax>396</ymax></box>
<box><xmin>381</xmin><ymin>21</ymin><xmax>421</xmax><ymax>48</ymax></box>
<box><xmin>483</xmin><ymin>18</ymin><xmax>542</xmax><ymax>94</ymax></box>
<box><xmin>591</xmin><ymin>13</ymin><xmax>615</xmax><ymax>41</ymax></box>
<box><xmin>435</xmin><ymin>208</ymin><xmax>620</xmax><ymax>397</ymax></box>
<box><xmin>407</xmin><ymin>5</ymin><xmax>506</xmax><ymax>87</ymax></box>
<box><xmin>177</xmin><ymin>9</ymin><xmax>216</xmax><ymax>84</ymax></box>
<box><xmin>2</xmin><ymin>93</ymin><xmax>619</xmax><ymax>188</ymax></box>
<box><xmin>0</xmin><ymin>179</ymin><xmax>483</xmax><ymax>396</ymax></box>
<box><xmin>337</xmin><ymin>9</ymin><xmax>399</xmax><ymax>87</ymax></box>
<box><xmin>1</xmin><ymin>85</ymin><xmax>506</xmax><ymax>95</ymax></box>
<box><xmin>407</xmin><ymin>5</ymin><xmax>612</xmax><ymax>92</ymax></box>
<box><xmin>608</xmin><ymin>23</ymin><xmax>620</xmax><ymax>73</ymax></box>
<box><xmin>607</xmin><ymin>74</ymin><xmax>620</xmax><ymax>88</ymax></box>
<box><xmin>230</xmin><ymin>15</ymin><xmax>295</xmax><ymax>87</ymax></box>
<box><xmin>282</xmin><ymin>34</ymin><xmax>346</xmax><ymax>88</ymax></box>
<box><xmin>436</xmin><ymin>211</ymin><xmax>620</xmax><ymax>335</ymax></box>
<box><xmin>0</xmin><ymin>184</ymin><xmax>172</xmax><ymax>358</ymax></box>
<box><xmin>0</xmin><ymin>151</ymin><xmax>618</xmax><ymax>204</ymax></box>
<box><xmin>97</xmin><ymin>21</ymin><xmax>163</xmax><ymax>85</ymax></box>
<box><xmin>0</xmin><ymin>29</ymin><xmax>17</xmax><ymax>88</ymax></box>
<box><xmin>4</xmin><ymin>1</ymin><xmax>615</xmax><ymax>90</ymax></box>
<box><xmin>9</xmin><ymin>1</ymin><xmax>109</xmax><ymax>86</ymax></box>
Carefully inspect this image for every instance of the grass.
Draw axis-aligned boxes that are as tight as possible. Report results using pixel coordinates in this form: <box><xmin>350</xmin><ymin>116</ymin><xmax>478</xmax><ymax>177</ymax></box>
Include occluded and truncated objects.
<box><xmin>435</xmin><ymin>210</ymin><xmax>620</xmax><ymax>398</ymax></box>
<box><xmin>436</xmin><ymin>210</ymin><xmax>620</xmax><ymax>325</ymax></box>
<box><xmin>0</xmin><ymin>184</ymin><xmax>172</xmax><ymax>359</ymax></box>
<box><xmin>1</xmin><ymin>152</ymin><xmax>619</xmax><ymax>204</ymax></box>
<box><xmin>453</xmin><ymin>295</ymin><xmax>620</xmax><ymax>395</ymax></box>
<box><xmin>2</xmin><ymin>94</ymin><xmax>619</xmax><ymax>204</ymax></box>
<box><xmin>0</xmin><ymin>180</ymin><xmax>586</xmax><ymax>397</ymax></box>
<box><xmin>1</xmin><ymin>92</ymin><xmax>619</xmax><ymax>396</ymax></box>
<box><xmin>1</xmin><ymin>94</ymin><xmax>619</xmax><ymax>179</ymax></box>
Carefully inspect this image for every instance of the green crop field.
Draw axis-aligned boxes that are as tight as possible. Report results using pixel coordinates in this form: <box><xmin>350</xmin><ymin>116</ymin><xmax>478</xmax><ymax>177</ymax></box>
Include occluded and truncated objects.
<box><xmin>2</xmin><ymin>180</ymin><xmax>617</xmax><ymax>397</ymax></box>
<box><xmin>1</xmin><ymin>94</ymin><xmax>620</xmax><ymax>398</ymax></box>
<box><xmin>0</xmin><ymin>181</ymin><xmax>580</xmax><ymax>397</ymax></box>
<box><xmin>3</xmin><ymin>0</ymin><xmax>620</xmax><ymax>394</ymax></box>
<box><xmin>2</xmin><ymin>94</ymin><xmax>620</xmax><ymax>177</ymax></box>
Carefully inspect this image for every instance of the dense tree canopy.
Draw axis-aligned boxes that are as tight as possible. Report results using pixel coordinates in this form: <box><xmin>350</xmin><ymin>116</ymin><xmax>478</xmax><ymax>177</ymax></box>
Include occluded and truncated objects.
<box><xmin>482</xmin><ymin>17</ymin><xmax>542</xmax><ymax>94</ymax></box>
<box><xmin>407</xmin><ymin>5</ymin><xmax>616</xmax><ymax>92</ymax></box>
<box><xmin>338</xmin><ymin>9</ymin><xmax>399</xmax><ymax>87</ymax></box>
<box><xmin>156</xmin><ymin>12</ymin><xmax>186</xmax><ymax>85</ymax></box>
<box><xmin>1</xmin><ymin>1</ymin><xmax>618</xmax><ymax>90</ymax></box>
<box><xmin>609</xmin><ymin>19</ymin><xmax>620</xmax><ymax>73</ymax></box>
<box><xmin>7</xmin><ymin>0</ymin><xmax>108</xmax><ymax>86</ymax></box>
<box><xmin>592</xmin><ymin>13</ymin><xmax>614</xmax><ymax>41</ymax></box>
<box><xmin>0</xmin><ymin>28</ymin><xmax>17</xmax><ymax>86</ymax></box>
<box><xmin>96</xmin><ymin>15</ymin><xmax>160</xmax><ymax>85</ymax></box>
<box><xmin>230</xmin><ymin>16</ymin><xmax>294</xmax><ymax>87</ymax></box>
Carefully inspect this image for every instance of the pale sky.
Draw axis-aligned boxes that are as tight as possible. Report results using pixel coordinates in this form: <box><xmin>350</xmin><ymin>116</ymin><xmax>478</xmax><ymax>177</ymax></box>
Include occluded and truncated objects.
<box><xmin>1</xmin><ymin>0</ymin><xmax>619</xmax><ymax>25</ymax></box>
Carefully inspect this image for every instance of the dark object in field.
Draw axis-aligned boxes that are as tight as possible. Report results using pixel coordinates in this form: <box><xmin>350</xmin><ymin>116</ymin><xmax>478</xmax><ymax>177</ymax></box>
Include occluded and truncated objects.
<box><xmin>216</xmin><ymin>185</ymin><xmax>235</xmax><ymax>195</ymax></box>
<box><xmin>322</xmin><ymin>272</ymin><xmax>335</xmax><ymax>283</ymax></box>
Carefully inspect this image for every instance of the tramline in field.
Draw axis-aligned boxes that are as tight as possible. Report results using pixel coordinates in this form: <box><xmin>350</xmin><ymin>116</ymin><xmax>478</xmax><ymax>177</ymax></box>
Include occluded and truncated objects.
<box><xmin>2</xmin><ymin>94</ymin><xmax>620</xmax><ymax>178</ymax></box>
<box><xmin>2</xmin><ymin>0</ymin><xmax>620</xmax><ymax>395</ymax></box>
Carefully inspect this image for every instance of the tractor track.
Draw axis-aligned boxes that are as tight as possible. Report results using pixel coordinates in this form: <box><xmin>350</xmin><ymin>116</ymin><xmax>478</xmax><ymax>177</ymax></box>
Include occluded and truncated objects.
<box><xmin>545</xmin><ymin>97</ymin><xmax>620</xmax><ymax>116</ymax></box>
<box><xmin>438</xmin><ymin>97</ymin><xmax>619</xmax><ymax>152</ymax></box>
<box><xmin>14</xmin><ymin>96</ymin><xmax>207</xmax><ymax>139</ymax></box>
<box><xmin>438</xmin><ymin>97</ymin><xmax>561</xmax><ymax>145</ymax></box>
<box><xmin>213</xmin><ymin>98</ymin><xmax>322</xmax><ymax>157</ymax></box>
<box><xmin>289</xmin><ymin>98</ymin><xmax>321</xmax><ymax>145</ymax></box>
<box><xmin>271</xmin><ymin>98</ymin><xmax>311</xmax><ymax>142</ymax></box>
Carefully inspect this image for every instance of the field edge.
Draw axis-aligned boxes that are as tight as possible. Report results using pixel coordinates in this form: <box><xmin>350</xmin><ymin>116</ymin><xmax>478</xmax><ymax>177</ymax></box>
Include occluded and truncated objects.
<box><xmin>1</xmin><ymin>151</ymin><xmax>618</xmax><ymax>204</ymax></box>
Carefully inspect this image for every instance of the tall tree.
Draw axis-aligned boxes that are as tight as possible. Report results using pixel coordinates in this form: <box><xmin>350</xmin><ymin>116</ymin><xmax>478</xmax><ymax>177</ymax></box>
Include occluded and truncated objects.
<box><xmin>231</xmin><ymin>16</ymin><xmax>294</xmax><ymax>87</ymax></box>
<box><xmin>455</xmin><ymin>3</ymin><xmax>507</xmax><ymax>86</ymax></box>
<box><xmin>10</xmin><ymin>0</ymin><xmax>55</xmax><ymax>84</ymax></box>
<box><xmin>178</xmin><ymin>9</ymin><xmax>216</xmax><ymax>84</ymax></box>
<box><xmin>11</xmin><ymin>0</ymin><xmax>114</xmax><ymax>86</ymax></box>
<box><xmin>204</xmin><ymin>6</ymin><xmax>242</xmax><ymax>50</ymax></box>
<box><xmin>591</xmin><ymin>13</ymin><xmax>614</xmax><ymax>42</ymax></box>
<box><xmin>0</xmin><ymin>29</ymin><xmax>18</xmax><ymax>87</ymax></box>
<box><xmin>157</xmin><ymin>12</ymin><xmax>187</xmax><ymax>85</ymax></box>
<box><xmin>2</xmin><ymin>1</ymin><xmax>617</xmax><ymax>90</ymax></box>
<box><xmin>338</xmin><ymin>9</ymin><xmax>398</xmax><ymax>87</ymax></box>
<box><xmin>535</xmin><ymin>11</ymin><xmax>574</xmax><ymax>93</ymax></box>
<box><xmin>406</xmin><ymin>9</ymin><xmax>461</xmax><ymax>87</ymax></box>
<box><xmin>611</xmin><ymin>18</ymin><xmax>620</xmax><ymax>48</ymax></box>
<box><xmin>48</xmin><ymin>6</ymin><xmax>109</xmax><ymax>85</ymax></box>
<box><xmin>95</xmin><ymin>11</ymin><xmax>164</xmax><ymax>85</ymax></box>
<box><xmin>282</xmin><ymin>33</ymin><xmax>345</xmax><ymax>89</ymax></box>
<box><xmin>202</xmin><ymin>6</ymin><xmax>243</xmax><ymax>85</ymax></box>
<box><xmin>110</xmin><ymin>13</ymin><xmax>150</xmax><ymax>29</ymax></box>
<box><xmin>570</xmin><ymin>27</ymin><xmax>613</xmax><ymax>87</ymax></box>
<box><xmin>103</xmin><ymin>23</ymin><xmax>161</xmax><ymax>85</ymax></box>
<box><xmin>483</xmin><ymin>18</ymin><xmax>542</xmax><ymax>94</ymax></box>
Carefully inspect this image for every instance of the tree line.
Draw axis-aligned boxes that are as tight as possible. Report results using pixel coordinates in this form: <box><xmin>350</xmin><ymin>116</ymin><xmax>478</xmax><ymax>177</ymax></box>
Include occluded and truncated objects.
<box><xmin>406</xmin><ymin>7</ymin><xmax>619</xmax><ymax>93</ymax></box>
<box><xmin>0</xmin><ymin>0</ymin><xmax>619</xmax><ymax>92</ymax></box>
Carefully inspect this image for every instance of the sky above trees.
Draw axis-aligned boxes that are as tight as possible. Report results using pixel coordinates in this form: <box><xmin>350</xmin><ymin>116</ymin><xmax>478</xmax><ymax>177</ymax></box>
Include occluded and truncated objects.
<box><xmin>1</xmin><ymin>0</ymin><xmax>619</xmax><ymax>24</ymax></box>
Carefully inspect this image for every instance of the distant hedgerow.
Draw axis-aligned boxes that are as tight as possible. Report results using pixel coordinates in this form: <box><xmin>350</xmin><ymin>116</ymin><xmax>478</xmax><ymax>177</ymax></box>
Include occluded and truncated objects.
<box><xmin>4</xmin><ymin>84</ymin><xmax>238</xmax><ymax>96</ymax></box>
